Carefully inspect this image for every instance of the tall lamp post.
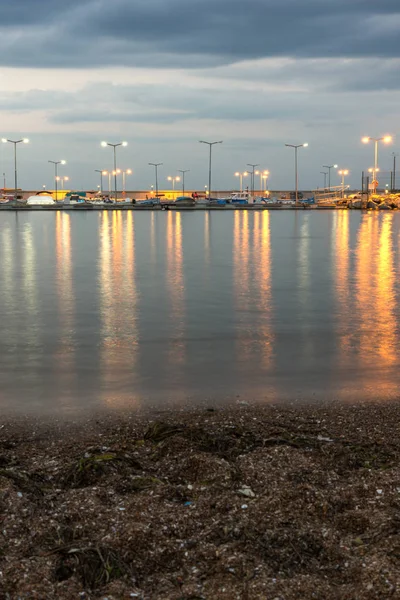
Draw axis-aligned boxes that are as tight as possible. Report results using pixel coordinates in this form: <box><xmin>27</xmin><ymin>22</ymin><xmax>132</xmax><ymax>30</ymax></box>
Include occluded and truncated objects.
<box><xmin>178</xmin><ymin>169</ymin><xmax>190</xmax><ymax>195</ymax></box>
<box><xmin>1</xmin><ymin>138</ymin><xmax>29</xmax><ymax>200</ymax></box>
<box><xmin>48</xmin><ymin>159</ymin><xmax>66</xmax><ymax>201</ymax></box>
<box><xmin>149</xmin><ymin>162</ymin><xmax>163</xmax><ymax>200</ymax></box>
<box><xmin>121</xmin><ymin>169</ymin><xmax>132</xmax><ymax>193</ymax></box>
<box><xmin>199</xmin><ymin>140</ymin><xmax>223</xmax><ymax>200</ymax></box>
<box><xmin>338</xmin><ymin>169</ymin><xmax>349</xmax><ymax>198</ymax></box>
<box><xmin>257</xmin><ymin>170</ymin><xmax>269</xmax><ymax>193</ymax></box>
<box><xmin>167</xmin><ymin>176</ymin><xmax>181</xmax><ymax>198</ymax></box>
<box><xmin>261</xmin><ymin>173</ymin><xmax>269</xmax><ymax>194</ymax></box>
<box><xmin>392</xmin><ymin>152</ymin><xmax>399</xmax><ymax>192</ymax></box>
<box><xmin>101</xmin><ymin>141</ymin><xmax>128</xmax><ymax>202</ymax></box>
<box><xmin>322</xmin><ymin>164</ymin><xmax>338</xmax><ymax>191</ymax></box>
<box><xmin>320</xmin><ymin>171</ymin><xmax>328</xmax><ymax>188</ymax></box>
<box><xmin>57</xmin><ymin>176</ymin><xmax>69</xmax><ymax>190</ymax></box>
<box><xmin>362</xmin><ymin>136</ymin><xmax>392</xmax><ymax>192</ymax></box>
<box><xmin>247</xmin><ymin>164</ymin><xmax>259</xmax><ymax>196</ymax></box>
<box><xmin>285</xmin><ymin>143</ymin><xmax>309</xmax><ymax>205</ymax></box>
<box><xmin>235</xmin><ymin>171</ymin><xmax>248</xmax><ymax>192</ymax></box>
<box><xmin>95</xmin><ymin>169</ymin><xmax>107</xmax><ymax>193</ymax></box>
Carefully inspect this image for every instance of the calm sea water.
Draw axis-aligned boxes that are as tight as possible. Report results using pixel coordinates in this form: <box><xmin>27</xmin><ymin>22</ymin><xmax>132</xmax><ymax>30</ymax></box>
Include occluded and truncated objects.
<box><xmin>1</xmin><ymin>210</ymin><xmax>399</xmax><ymax>414</ymax></box>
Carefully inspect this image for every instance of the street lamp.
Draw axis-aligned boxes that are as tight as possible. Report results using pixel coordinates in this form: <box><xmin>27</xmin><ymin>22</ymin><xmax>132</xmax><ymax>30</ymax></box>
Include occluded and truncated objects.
<box><xmin>261</xmin><ymin>173</ymin><xmax>269</xmax><ymax>194</ymax></box>
<box><xmin>167</xmin><ymin>176</ymin><xmax>181</xmax><ymax>197</ymax></box>
<box><xmin>149</xmin><ymin>163</ymin><xmax>163</xmax><ymax>200</ymax></box>
<box><xmin>338</xmin><ymin>169</ymin><xmax>349</xmax><ymax>197</ymax></box>
<box><xmin>1</xmin><ymin>138</ymin><xmax>29</xmax><ymax>200</ymax></box>
<box><xmin>101</xmin><ymin>141</ymin><xmax>128</xmax><ymax>202</ymax></box>
<box><xmin>121</xmin><ymin>169</ymin><xmax>132</xmax><ymax>193</ymax></box>
<box><xmin>199</xmin><ymin>140</ymin><xmax>223</xmax><ymax>200</ymax></box>
<box><xmin>48</xmin><ymin>159</ymin><xmax>66</xmax><ymax>201</ymax></box>
<box><xmin>204</xmin><ymin>185</ymin><xmax>208</xmax><ymax>196</ymax></box>
<box><xmin>322</xmin><ymin>164</ymin><xmax>338</xmax><ymax>191</ymax></box>
<box><xmin>320</xmin><ymin>171</ymin><xmax>328</xmax><ymax>188</ymax></box>
<box><xmin>362</xmin><ymin>135</ymin><xmax>392</xmax><ymax>192</ymax></box>
<box><xmin>235</xmin><ymin>171</ymin><xmax>248</xmax><ymax>193</ymax></box>
<box><xmin>95</xmin><ymin>169</ymin><xmax>107</xmax><ymax>193</ymax></box>
<box><xmin>285</xmin><ymin>143</ymin><xmax>308</xmax><ymax>204</ymax></box>
<box><xmin>247</xmin><ymin>164</ymin><xmax>260</xmax><ymax>196</ymax></box>
<box><xmin>368</xmin><ymin>167</ymin><xmax>380</xmax><ymax>192</ymax></box>
<box><xmin>256</xmin><ymin>170</ymin><xmax>269</xmax><ymax>193</ymax></box>
<box><xmin>177</xmin><ymin>169</ymin><xmax>190</xmax><ymax>195</ymax></box>
<box><xmin>58</xmin><ymin>176</ymin><xmax>69</xmax><ymax>190</ymax></box>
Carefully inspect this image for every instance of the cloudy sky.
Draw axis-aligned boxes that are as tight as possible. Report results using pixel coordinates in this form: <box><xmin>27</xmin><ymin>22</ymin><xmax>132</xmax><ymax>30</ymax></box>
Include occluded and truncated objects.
<box><xmin>1</xmin><ymin>0</ymin><xmax>399</xmax><ymax>191</ymax></box>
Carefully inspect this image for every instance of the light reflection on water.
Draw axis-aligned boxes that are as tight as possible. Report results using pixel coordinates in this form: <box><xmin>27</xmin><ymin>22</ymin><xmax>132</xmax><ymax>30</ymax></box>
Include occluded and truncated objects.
<box><xmin>1</xmin><ymin>210</ymin><xmax>400</xmax><ymax>414</ymax></box>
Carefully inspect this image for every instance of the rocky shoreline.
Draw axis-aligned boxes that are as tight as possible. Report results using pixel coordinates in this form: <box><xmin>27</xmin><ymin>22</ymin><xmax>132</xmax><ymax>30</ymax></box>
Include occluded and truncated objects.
<box><xmin>1</xmin><ymin>402</ymin><xmax>400</xmax><ymax>599</ymax></box>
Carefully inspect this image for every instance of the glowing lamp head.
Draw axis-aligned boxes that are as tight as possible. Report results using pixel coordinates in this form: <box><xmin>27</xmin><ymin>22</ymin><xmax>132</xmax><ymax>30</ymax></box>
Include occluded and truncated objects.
<box><xmin>102</xmin><ymin>170</ymin><xmax>108</xmax><ymax>175</ymax></box>
<box><xmin>255</xmin><ymin>170</ymin><xmax>260</xmax><ymax>175</ymax></box>
<box><xmin>176</xmin><ymin>176</ymin><xmax>181</xmax><ymax>181</ymax></box>
<box><xmin>263</xmin><ymin>170</ymin><xmax>269</xmax><ymax>175</ymax></box>
<box><xmin>64</xmin><ymin>176</ymin><xmax>69</xmax><ymax>181</ymax></box>
<box><xmin>126</xmin><ymin>169</ymin><xmax>132</xmax><ymax>175</ymax></box>
<box><xmin>61</xmin><ymin>160</ymin><xmax>66</xmax><ymax>165</ymax></box>
<box><xmin>243</xmin><ymin>172</ymin><xmax>248</xmax><ymax>176</ymax></box>
<box><xmin>303</xmin><ymin>143</ymin><xmax>309</xmax><ymax>148</ymax></box>
<box><xmin>122</xmin><ymin>141</ymin><xmax>128</xmax><ymax>147</ymax></box>
<box><xmin>333</xmin><ymin>164</ymin><xmax>338</xmax><ymax>169</ymax></box>
<box><xmin>1</xmin><ymin>138</ymin><xmax>7</xmax><ymax>143</ymax></box>
<box><xmin>362</xmin><ymin>137</ymin><xmax>370</xmax><ymax>144</ymax></box>
<box><xmin>235</xmin><ymin>172</ymin><xmax>240</xmax><ymax>177</ymax></box>
<box><xmin>101</xmin><ymin>141</ymin><xmax>108</xmax><ymax>147</ymax></box>
<box><xmin>368</xmin><ymin>168</ymin><xmax>373</xmax><ymax>173</ymax></box>
<box><xmin>383</xmin><ymin>136</ymin><xmax>392</xmax><ymax>144</ymax></box>
<box><xmin>167</xmin><ymin>176</ymin><xmax>172</xmax><ymax>181</ymax></box>
<box><xmin>23</xmin><ymin>138</ymin><xmax>29</xmax><ymax>144</ymax></box>
<box><xmin>116</xmin><ymin>169</ymin><xmax>121</xmax><ymax>174</ymax></box>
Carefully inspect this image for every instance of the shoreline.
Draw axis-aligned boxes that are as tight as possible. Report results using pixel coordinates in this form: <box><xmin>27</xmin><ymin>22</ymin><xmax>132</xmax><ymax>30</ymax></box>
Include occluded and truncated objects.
<box><xmin>1</xmin><ymin>401</ymin><xmax>399</xmax><ymax>599</ymax></box>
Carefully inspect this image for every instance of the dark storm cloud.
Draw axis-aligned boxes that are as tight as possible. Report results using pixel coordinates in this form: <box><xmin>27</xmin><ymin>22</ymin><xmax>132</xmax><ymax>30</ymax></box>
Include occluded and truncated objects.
<box><xmin>1</xmin><ymin>0</ymin><xmax>399</xmax><ymax>68</ymax></box>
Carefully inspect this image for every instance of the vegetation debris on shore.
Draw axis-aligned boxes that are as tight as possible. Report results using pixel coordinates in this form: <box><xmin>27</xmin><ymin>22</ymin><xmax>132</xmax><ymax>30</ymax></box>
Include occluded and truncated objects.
<box><xmin>1</xmin><ymin>403</ymin><xmax>399</xmax><ymax>599</ymax></box>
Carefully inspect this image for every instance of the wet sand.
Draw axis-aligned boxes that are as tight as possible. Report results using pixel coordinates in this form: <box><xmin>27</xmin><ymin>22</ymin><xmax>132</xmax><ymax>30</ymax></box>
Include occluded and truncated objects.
<box><xmin>1</xmin><ymin>402</ymin><xmax>400</xmax><ymax>599</ymax></box>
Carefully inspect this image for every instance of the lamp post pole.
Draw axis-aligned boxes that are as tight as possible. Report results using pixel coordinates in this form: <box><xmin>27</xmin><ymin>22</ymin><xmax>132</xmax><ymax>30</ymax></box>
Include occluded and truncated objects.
<box><xmin>48</xmin><ymin>159</ymin><xmax>66</xmax><ymax>202</ymax></box>
<box><xmin>362</xmin><ymin>136</ymin><xmax>392</xmax><ymax>192</ymax></box>
<box><xmin>95</xmin><ymin>169</ymin><xmax>105</xmax><ymax>193</ymax></box>
<box><xmin>1</xmin><ymin>138</ymin><xmax>29</xmax><ymax>200</ymax></box>
<box><xmin>199</xmin><ymin>140</ymin><xmax>223</xmax><ymax>200</ymax></box>
<box><xmin>322</xmin><ymin>164</ymin><xmax>338</xmax><ymax>191</ymax></box>
<box><xmin>149</xmin><ymin>163</ymin><xmax>162</xmax><ymax>200</ymax></box>
<box><xmin>338</xmin><ymin>170</ymin><xmax>349</xmax><ymax>198</ymax></box>
<box><xmin>121</xmin><ymin>169</ymin><xmax>132</xmax><ymax>193</ymax></box>
<box><xmin>391</xmin><ymin>153</ymin><xmax>398</xmax><ymax>192</ymax></box>
<box><xmin>259</xmin><ymin>170</ymin><xmax>269</xmax><ymax>193</ymax></box>
<box><xmin>178</xmin><ymin>169</ymin><xmax>190</xmax><ymax>195</ymax></box>
<box><xmin>247</xmin><ymin>164</ymin><xmax>259</xmax><ymax>196</ymax></box>
<box><xmin>101</xmin><ymin>141</ymin><xmax>128</xmax><ymax>202</ymax></box>
<box><xmin>320</xmin><ymin>171</ymin><xmax>328</xmax><ymax>188</ymax></box>
<box><xmin>285</xmin><ymin>143</ymin><xmax>308</xmax><ymax>205</ymax></box>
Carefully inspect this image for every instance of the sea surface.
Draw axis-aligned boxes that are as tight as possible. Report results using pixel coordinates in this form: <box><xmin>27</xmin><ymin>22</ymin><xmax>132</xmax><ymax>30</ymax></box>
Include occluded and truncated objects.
<box><xmin>1</xmin><ymin>210</ymin><xmax>400</xmax><ymax>414</ymax></box>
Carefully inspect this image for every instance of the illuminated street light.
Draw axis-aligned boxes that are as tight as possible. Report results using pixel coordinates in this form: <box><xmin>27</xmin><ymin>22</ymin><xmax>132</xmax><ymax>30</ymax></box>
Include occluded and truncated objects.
<box><xmin>1</xmin><ymin>138</ymin><xmax>30</xmax><ymax>200</ymax></box>
<box><xmin>285</xmin><ymin>143</ymin><xmax>309</xmax><ymax>204</ymax></box>
<box><xmin>101</xmin><ymin>141</ymin><xmax>128</xmax><ymax>201</ymax></box>
<box><xmin>256</xmin><ymin>170</ymin><xmax>269</xmax><ymax>193</ymax></box>
<box><xmin>48</xmin><ymin>159</ymin><xmax>66</xmax><ymax>201</ymax></box>
<box><xmin>362</xmin><ymin>135</ymin><xmax>392</xmax><ymax>191</ymax></box>
<box><xmin>121</xmin><ymin>168</ymin><xmax>132</xmax><ymax>193</ymax></box>
<box><xmin>338</xmin><ymin>169</ymin><xmax>349</xmax><ymax>197</ymax></box>
<box><xmin>167</xmin><ymin>176</ymin><xmax>181</xmax><ymax>197</ymax></box>
<box><xmin>235</xmin><ymin>171</ymin><xmax>248</xmax><ymax>192</ymax></box>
